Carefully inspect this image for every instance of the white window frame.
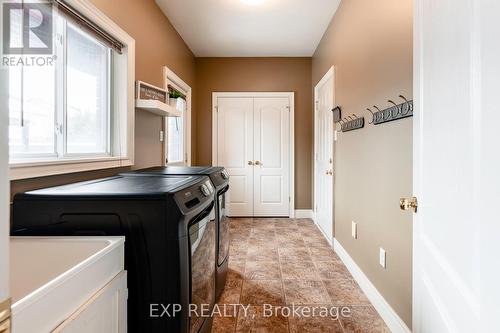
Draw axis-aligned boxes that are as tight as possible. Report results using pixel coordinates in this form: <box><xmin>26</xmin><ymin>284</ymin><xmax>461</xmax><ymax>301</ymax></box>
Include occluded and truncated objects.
<box><xmin>163</xmin><ymin>66</ymin><xmax>191</xmax><ymax>166</ymax></box>
<box><xmin>8</xmin><ymin>0</ymin><xmax>135</xmax><ymax>180</ymax></box>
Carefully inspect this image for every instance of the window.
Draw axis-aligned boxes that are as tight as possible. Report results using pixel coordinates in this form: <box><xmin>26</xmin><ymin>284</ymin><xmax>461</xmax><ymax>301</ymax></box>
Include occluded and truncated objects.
<box><xmin>6</xmin><ymin>0</ymin><xmax>135</xmax><ymax>180</ymax></box>
<box><xmin>8</xmin><ymin>13</ymin><xmax>111</xmax><ymax>161</ymax></box>
<box><xmin>164</xmin><ymin>67</ymin><xmax>191</xmax><ymax>166</ymax></box>
<box><xmin>166</xmin><ymin>96</ymin><xmax>186</xmax><ymax>164</ymax></box>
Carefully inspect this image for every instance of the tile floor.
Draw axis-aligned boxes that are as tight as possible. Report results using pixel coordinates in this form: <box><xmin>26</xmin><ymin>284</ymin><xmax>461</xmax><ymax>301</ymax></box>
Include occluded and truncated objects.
<box><xmin>211</xmin><ymin>218</ymin><xmax>389</xmax><ymax>333</ymax></box>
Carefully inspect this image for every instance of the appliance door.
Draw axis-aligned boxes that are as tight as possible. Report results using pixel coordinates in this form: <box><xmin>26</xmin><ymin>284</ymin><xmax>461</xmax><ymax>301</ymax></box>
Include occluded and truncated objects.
<box><xmin>188</xmin><ymin>205</ymin><xmax>216</xmax><ymax>333</ymax></box>
<box><xmin>217</xmin><ymin>186</ymin><xmax>230</xmax><ymax>266</ymax></box>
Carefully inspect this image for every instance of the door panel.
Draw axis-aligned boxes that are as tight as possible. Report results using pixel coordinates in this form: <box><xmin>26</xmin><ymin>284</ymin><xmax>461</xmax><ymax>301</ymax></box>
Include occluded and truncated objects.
<box><xmin>314</xmin><ymin>73</ymin><xmax>334</xmax><ymax>242</ymax></box>
<box><xmin>253</xmin><ymin>98</ymin><xmax>290</xmax><ymax>216</ymax></box>
<box><xmin>0</xmin><ymin>69</ymin><xmax>10</xmax><ymax>318</ymax></box>
<box><xmin>412</xmin><ymin>0</ymin><xmax>495</xmax><ymax>331</ymax></box>
<box><xmin>216</xmin><ymin>97</ymin><xmax>254</xmax><ymax>216</ymax></box>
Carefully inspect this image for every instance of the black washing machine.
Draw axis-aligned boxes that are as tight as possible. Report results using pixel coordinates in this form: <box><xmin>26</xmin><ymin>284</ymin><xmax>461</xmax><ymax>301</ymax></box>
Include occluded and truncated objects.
<box><xmin>121</xmin><ymin>166</ymin><xmax>230</xmax><ymax>299</ymax></box>
<box><xmin>11</xmin><ymin>175</ymin><xmax>216</xmax><ymax>333</ymax></box>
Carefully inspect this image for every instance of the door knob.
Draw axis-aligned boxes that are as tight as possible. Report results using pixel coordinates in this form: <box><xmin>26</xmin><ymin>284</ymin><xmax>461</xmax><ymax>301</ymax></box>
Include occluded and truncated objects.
<box><xmin>400</xmin><ymin>197</ymin><xmax>418</xmax><ymax>213</ymax></box>
<box><xmin>328</xmin><ymin>170</ymin><xmax>333</xmax><ymax>175</ymax></box>
<box><xmin>248</xmin><ymin>161</ymin><xmax>254</xmax><ymax>165</ymax></box>
<box><xmin>255</xmin><ymin>161</ymin><xmax>261</xmax><ymax>166</ymax></box>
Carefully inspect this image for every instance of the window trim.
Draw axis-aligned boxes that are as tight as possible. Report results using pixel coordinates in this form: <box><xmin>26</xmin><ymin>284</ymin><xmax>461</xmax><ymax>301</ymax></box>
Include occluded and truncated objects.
<box><xmin>163</xmin><ymin>66</ymin><xmax>191</xmax><ymax>167</ymax></box>
<box><xmin>9</xmin><ymin>0</ymin><xmax>135</xmax><ymax>180</ymax></box>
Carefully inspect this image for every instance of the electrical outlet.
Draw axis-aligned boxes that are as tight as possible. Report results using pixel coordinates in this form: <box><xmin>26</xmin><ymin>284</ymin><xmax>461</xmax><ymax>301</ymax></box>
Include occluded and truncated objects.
<box><xmin>379</xmin><ymin>248</ymin><xmax>386</xmax><ymax>268</ymax></box>
<box><xmin>351</xmin><ymin>221</ymin><xmax>357</xmax><ymax>239</ymax></box>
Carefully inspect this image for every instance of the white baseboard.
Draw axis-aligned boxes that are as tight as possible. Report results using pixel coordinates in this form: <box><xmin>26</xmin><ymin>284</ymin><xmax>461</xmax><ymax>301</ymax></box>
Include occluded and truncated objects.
<box><xmin>294</xmin><ymin>209</ymin><xmax>314</xmax><ymax>219</ymax></box>
<box><xmin>333</xmin><ymin>238</ymin><xmax>412</xmax><ymax>333</ymax></box>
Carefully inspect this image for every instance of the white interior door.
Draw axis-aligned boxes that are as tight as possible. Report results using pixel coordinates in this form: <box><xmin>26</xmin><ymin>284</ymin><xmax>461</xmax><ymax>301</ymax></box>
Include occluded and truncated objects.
<box><xmin>413</xmin><ymin>1</ymin><xmax>500</xmax><ymax>331</ymax></box>
<box><xmin>0</xmin><ymin>71</ymin><xmax>11</xmax><ymax>327</ymax></box>
<box><xmin>253</xmin><ymin>98</ymin><xmax>290</xmax><ymax>216</ymax></box>
<box><xmin>314</xmin><ymin>70</ymin><xmax>334</xmax><ymax>242</ymax></box>
<box><xmin>216</xmin><ymin>97</ymin><xmax>254</xmax><ymax>216</ymax></box>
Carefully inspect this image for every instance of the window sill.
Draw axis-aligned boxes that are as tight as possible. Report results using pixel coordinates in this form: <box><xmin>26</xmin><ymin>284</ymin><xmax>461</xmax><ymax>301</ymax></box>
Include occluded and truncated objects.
<box><xmin>9</xmin><ymin>156</ymin><xmax>133</xmax><ymax>180</ymax></box>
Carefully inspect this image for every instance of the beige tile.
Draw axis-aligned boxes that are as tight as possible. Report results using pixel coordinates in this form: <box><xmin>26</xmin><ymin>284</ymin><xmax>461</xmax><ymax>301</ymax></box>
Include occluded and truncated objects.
<box><xmin>250</xmin><ymin>228</ymin><xmax>277</xmax><ymax>241</ymax></box>
<box><xmin>251</xmin><ymin>220</ymin><xmax>277</xmax><ymax>230</ymax></box>
<box><xmin>277</xmin><ymin>237</ymin><xmax>307</xmax><ymax>248</ymax></box>
<box><xmin>219</xmin><ymin>278</ymin><xmax>242</xmax><ymax>304</ymax></box>
<box><xmin>339</xmin><ymin>306</ymin><xmax>388</xmax><ymax>333</ymax></box>
<box><xmin>211</xmin><ymin>316</ymin><xmax>236</xmax><ymax>333</ymax></box>
<box><xmin>314</xmin><ymin>261</ymin><xmax>352</xmax><ymax>280</ymax></box>
<box><xmin>280</xmin><ymin>261</ymin><xmax>320</xmax><ymax>280</ymax></box>
<box><xmin>227</xmin><ymin>260</ymin><xmax>246</xmax><ymax>283</ymax></box>
<box><xmin>282</xmin><ymin>280</ymin><xmax>331</xmax><ymax>304</ymax></box>
<box><xmin>278</xmin><ymin>247</ymin><xmax>312</xmax><ymax>262</ymax></box>
<box><xmin>244</xmin><ymin>261</ymin><xmax>282</xmax><ymax>280</ymax></box>
<box><xmin>235</xmin><ymin>305</ymin><xmax>289</xmax><ymax>333</ymax></box>
<box><xmin>229</xmin><ymin>243</ymin><xmax>248</xmax><ymax>261</ymax></box>
<box><xmin>247</xmin><ymin>237</ymin><xmax>279</xmax><ymax>250</ymax></box>
<box><xmin>240</xmin><ymin>280</ymin><xmax>284</xmax><ymax>305</ymax></box>
<box><xmin>247</xmin><ymin>246</ymin><xmax>280</xmax><ymax>262</ymax></box>
<box><xmin>289</xmin><ymin>315</ymin><xmax>344</xmax><ymax>333</ymax></box>
<box><xmin>323</xmin><ymin>279</ymin><xmax>370</xmax><ymax>305</ymax></box>
<box><xmin>308</xmin><ymin>246</ymin><xmax>341</xmax><ymax>262</ymax></box>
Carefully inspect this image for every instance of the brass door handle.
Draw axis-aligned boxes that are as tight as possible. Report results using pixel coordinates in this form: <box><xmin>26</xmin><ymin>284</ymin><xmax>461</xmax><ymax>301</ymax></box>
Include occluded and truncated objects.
<box><xmin>400</xmin><ymin>197</ymin><xmax>418</xmax><ymax>213</ymax></box>
<box><xmin>248</xmin><ymin>161</ymin><xmax>254</xmax><ymax>165</ymax></box>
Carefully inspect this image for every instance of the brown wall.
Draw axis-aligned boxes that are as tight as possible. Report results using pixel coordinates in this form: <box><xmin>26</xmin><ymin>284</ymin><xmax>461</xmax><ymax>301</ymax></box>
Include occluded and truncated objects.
<box><xmin>195</xmin><ymin>58</ymin><xmax>313</xmax><ymax>209</ymax></box>
<box><xmin>11</xmin><ymin>0</ymin><xmax>196</xmax><ymax>197</ymax></box>
<box><xmin>312</xmin><ymin>0</ymin><xmax>413</xmax><ymax>327</ymax></box>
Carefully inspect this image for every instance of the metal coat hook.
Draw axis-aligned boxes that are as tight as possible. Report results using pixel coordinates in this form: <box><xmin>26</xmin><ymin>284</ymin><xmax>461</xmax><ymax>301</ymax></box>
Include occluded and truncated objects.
<box><xmin>388</xmin><ymin>100</ymin><xmax>400</xmax><ymax>117</ymax></box>
<box><xmin>399</xmin><ymin>95</ymin><xmax>411</xmax><ymax>115</ymax></box>
<box><xmin>366</xmin><ymin>108</ymin><xmax>375</xmax><ymax>124</ymax></box>
<box><xmin>399</xmin><ymin>95</ymin><xmax>408</xmax><ymax>103</ymax></box>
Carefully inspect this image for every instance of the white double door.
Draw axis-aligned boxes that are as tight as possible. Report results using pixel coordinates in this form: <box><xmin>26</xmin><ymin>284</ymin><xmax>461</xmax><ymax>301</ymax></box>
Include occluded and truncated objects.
<box><xmin>216</xmin><ymin>96</ymin><xmax>291</xmax><ymax>217</ymax></box>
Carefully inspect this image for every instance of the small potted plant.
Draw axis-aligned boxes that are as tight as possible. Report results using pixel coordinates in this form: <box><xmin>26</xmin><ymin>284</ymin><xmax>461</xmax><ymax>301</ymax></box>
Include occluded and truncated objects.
<box><xmin>169</xmin><ymin>90</ymin><xmax>184</xmax><ymax>108</ymax></box>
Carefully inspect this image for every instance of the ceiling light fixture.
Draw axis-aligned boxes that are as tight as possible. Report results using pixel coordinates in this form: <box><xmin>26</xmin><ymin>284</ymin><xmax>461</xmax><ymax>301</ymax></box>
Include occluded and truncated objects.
<box><xmin>241</xmin><ymin>0</ymin><xmax>265</xmax><ymax>5</ymax></box>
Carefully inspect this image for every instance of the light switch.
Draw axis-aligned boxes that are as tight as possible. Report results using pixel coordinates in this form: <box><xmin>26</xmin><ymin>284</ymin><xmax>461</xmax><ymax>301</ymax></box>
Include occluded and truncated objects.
<box><xmin>351</xmin><ymin>221</ymin><xmax>357</xmax><ymax>239</ymax></box>
<box><xmin>379</xmin><ymin>248</ymin><xmax>386</xmax><ymax>268</ymax></box>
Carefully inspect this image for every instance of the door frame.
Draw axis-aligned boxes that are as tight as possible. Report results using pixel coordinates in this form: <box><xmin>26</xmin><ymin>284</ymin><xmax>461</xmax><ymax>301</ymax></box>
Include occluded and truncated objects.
<box><xmin>212</xmin><ymin>92</ymin><xmax>295</xmax><ymax>218</ymax></box>
<box><xmin>313</xmin><ymin>66</ymin><xmax>335</xmax><ymax>239</ymax></box>
<box><xmin>163</xmin><ymin>66</ymin><xmax>192</xmax><ymax>166</ymax></box>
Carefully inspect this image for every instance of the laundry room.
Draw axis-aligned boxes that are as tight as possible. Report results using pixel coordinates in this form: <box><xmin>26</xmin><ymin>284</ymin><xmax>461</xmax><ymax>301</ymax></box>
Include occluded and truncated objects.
<box><xmin>1</xmin><ymin>0</ymin><xmax>497</xmax><ymax>333</ymax></box>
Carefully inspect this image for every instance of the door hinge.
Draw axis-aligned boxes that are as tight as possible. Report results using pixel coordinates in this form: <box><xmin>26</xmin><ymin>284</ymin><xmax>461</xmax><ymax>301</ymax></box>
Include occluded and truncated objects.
<box><xmin>215</xmin><ymin>106</ymin><xmax>218</xmax><ymax>112</ymax></box>
<box><xmin>286</xmin><ymin>106</ymin><xmax>290</xmax><ymax>112</ymax></box>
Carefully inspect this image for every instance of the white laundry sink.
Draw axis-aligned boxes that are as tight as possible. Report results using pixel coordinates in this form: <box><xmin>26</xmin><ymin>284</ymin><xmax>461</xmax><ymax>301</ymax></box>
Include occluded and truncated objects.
<box><xmin>10</xmin><ymin>237</ymin><xmax>125</xmax><ymax>333</ymax></box>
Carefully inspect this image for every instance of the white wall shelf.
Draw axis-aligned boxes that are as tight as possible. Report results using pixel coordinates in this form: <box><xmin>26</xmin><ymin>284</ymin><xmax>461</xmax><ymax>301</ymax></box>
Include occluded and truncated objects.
<box><xmin>135</xmin><ymin>99</ymin><xmax>181</xmax><ymax>117</ymax></box>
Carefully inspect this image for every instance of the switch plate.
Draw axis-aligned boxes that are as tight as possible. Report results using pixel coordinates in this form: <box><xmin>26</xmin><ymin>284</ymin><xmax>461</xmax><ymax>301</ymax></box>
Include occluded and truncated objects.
<box><xmin>159</xmin><ymin>130</ymin><xmax>164</xmax><ymax>142</ymax></box>
<box><xmin>379</xmin><ymin>248</ymin><xmax>386</xmax><ymax>268</ymax></box>
<box><xmin>351</xmin><ymin>221</ymin><xmax>357</xmax><ymax>239</ymax></box>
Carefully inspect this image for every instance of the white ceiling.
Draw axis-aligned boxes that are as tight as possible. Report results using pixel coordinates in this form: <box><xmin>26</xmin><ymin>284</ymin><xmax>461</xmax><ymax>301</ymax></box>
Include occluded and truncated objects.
<box><xmin>155</xmin><ymin>0</ymin><xmax>341</xmax><ymax>57</ymax></box>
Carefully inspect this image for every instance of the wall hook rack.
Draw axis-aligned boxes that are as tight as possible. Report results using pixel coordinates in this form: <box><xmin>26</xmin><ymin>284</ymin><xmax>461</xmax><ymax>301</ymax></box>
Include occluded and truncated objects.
<box><xmin>341</xmin><ymin>116</ymin><xmax>365</xmax><ymax>132</ymax></box>
<box><xmin>371</xmin><ymin>99</ymin><xmax>413</xmax><ymax>125</ymax></box>
<box><xmin>332</xmin><ymin>106</ymin><xmax>342</xmax><ymax>123</ymax></box>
